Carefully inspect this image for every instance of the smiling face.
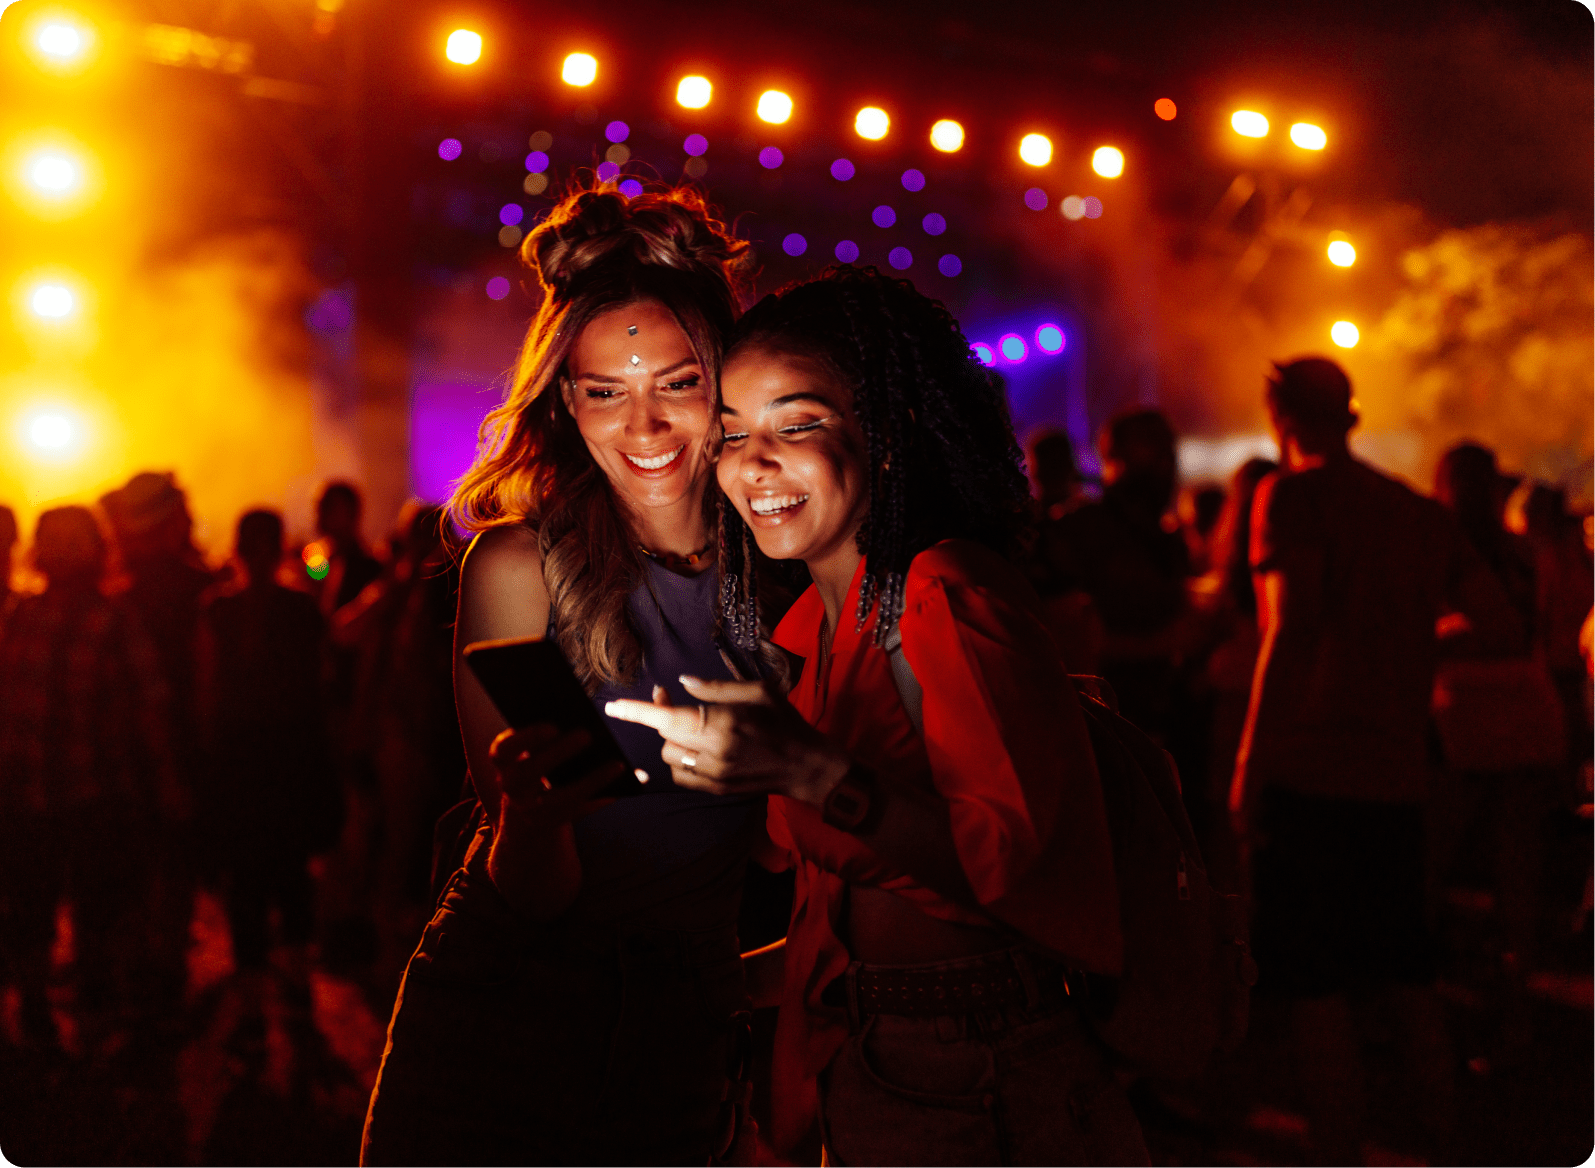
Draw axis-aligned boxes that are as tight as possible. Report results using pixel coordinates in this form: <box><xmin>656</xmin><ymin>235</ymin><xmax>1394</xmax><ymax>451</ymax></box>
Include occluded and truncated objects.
<box><xmin>563</xmin><ymin>299</ymin><xmax>714</xmax><ymax>519</ymax></box>
<box><xmin>717</xmin><ymin>345</ymin><xmax>870</xmax><ymax>578</ymax></box>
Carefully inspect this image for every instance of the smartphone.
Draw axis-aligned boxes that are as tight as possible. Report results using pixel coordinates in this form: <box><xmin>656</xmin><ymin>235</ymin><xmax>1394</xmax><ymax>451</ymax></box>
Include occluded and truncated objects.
<box><xmin>462</xmin><ymin>635</ymin><xmax>645</xmax><ymax>798</ymax></box>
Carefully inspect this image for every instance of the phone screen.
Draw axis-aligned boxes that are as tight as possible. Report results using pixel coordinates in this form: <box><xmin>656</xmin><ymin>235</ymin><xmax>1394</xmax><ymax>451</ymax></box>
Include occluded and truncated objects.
<box><xmin>462</xmin><ymin>636</ymin><xmax>645</xmax><ymax>798</ymax></box>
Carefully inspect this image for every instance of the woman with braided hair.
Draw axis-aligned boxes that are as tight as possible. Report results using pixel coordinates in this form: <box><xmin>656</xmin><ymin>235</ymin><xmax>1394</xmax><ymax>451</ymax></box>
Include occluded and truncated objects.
<box><xmin>360</xmin><ymin>183</ymin><xmax>777</xmax><ymax>1165</ymax></box>
<box><xmin>611</xmin><ymin>265</ymin><xmax>1147</xmax><ymax>1164</ymax></box>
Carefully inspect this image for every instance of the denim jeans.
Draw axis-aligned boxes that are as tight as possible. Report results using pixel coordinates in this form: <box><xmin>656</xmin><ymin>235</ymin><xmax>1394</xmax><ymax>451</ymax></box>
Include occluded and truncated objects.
<box><xmin>361</xmin><ymin>863</ymin><xmax>751</xmax><ymax>1166</ymax></box>
<box><xmin>818</xmin><ymin>987</ymin><xmax>1149</xmax><ymax>1166</ymax></box>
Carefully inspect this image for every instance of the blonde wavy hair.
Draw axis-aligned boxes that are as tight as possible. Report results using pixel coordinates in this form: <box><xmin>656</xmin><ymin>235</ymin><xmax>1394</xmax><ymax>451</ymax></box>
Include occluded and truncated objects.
<box><xmin>451</xmin><ymin>183</ymin><xmax>748</xmax><ymax>690</ymax></box>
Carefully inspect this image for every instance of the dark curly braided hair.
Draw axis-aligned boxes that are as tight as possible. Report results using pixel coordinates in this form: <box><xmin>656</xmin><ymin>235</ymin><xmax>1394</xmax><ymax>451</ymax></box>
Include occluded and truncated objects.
<box><xmin>718</xmin><ymin>264</ymin><xmax>1030</xmax><ymax>649</ymax></box>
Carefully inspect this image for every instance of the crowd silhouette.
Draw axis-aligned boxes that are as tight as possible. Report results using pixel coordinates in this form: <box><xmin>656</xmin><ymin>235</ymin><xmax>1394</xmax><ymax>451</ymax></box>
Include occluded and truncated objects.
<box><xmin>0</xmin><ymin>364</ymin><xmax>1590</xmax><ymax>1165</ymax></box>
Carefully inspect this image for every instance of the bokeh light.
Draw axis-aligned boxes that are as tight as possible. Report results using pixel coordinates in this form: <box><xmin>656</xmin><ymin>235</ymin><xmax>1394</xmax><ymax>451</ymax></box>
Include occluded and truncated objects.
<box><xmin>485</xmin><ymin>276</ymin><xmax>511</xmax><ymax>300</ymax></box>
<box><xmin>499</xmin><ymin>203</ymin><xmax>523</xmax><ymax>226</ymax></box>
<box><xmin>302</xmin><ymin>542</ymin><xmax>331</xmax><ymax>581</ymax></box>
<box><xmin>1331</xmin><ymin>320</ymin><xmax>1359</xmax><ymax>348</ymax></box>
<box><xmin>888</xmin><ymin>247</ymin><xmax>912</xmax><ymax>270</ymax></box>
<box><xmin>1154</xmin><ymin>98</ymin><xmax>1177</xmax><ymax>121</ymax></box>
<box><xmin>901</xmin><ymin>168</ymin><xmax>925</xmax><ymax>192</ymax></box>
<box><xmin>999</xmin><ymin>334</ymin><xmax>1027</xmax><ymax>363</ymax></box>
<box><xmin>930</xmin><ymin>119</ymin><xmax>964</xmax><ymax>153</ymax></box>
<box><xmin>605</xmin><ymin>121</ymin><xmax>629</xmax><ymax>143</ymax></box>
<box><xmin>1023</xmin><ymin>187</ymin><xmax>1047</xmax><ymax>211</ymax></box>
<box><xmin>445</xmin><ymin>29</ymin><xmax>482</xmax><ymax>65</ymax></box>
<box><xmin>525</xmin><ymin>150</ymin><xmax>549</xmax><ymax>172</ymax></box>
<box><xmin>830</xmin><ymin>158</ymin><xmax>855</xmax><ymax>181</ymax></box>
<box><xmin>562</xmin><ymin>53</ymin><xmax>597</xmax><ymax>86</ymax></box>
<box><xmin>37</xmin><ymin>22</ymin><xmax>85</xmax><ymax>60</ymax></box>
<box><xmin>1036</xmin><ymin>324</ymin><xmax>1065</xmax><ymax>353</ymax></box>
<box><xmin>619</xmin><ymin>178</ymin><xmax>643</xmax><ymax>198</ymax></box>
<box><xmin>1231</xmin><ymin>110</ymin><xmax>1269</xmax><ymax>138</ymax></box>
<box><xmin>855</xmin><ymin>107</ymin><xmax>889</xmax><ymax>140</ymax></box>
<box><xmin>1060</xmin><ymin>195</ymin><xmax>1085</xmax><ymax>220</ymax></box>
<box><xmin>1327</xmin><ymin>239</ymin><xmax>1356</xmax><ymax>267</ymax></box>
<box><xmin>1082</xmin><ymin>196</ymin><xmax>1103</xmax><ymax>219</ymax></box>
<box><xmin>1092</xmin><ymin>147</ymin><xmax>1124</xmax><ymax>178</ymax></box>
<box><xmin>872</xmin><ymin>204</ymin><xmax>896</xmax><ymax>228</ymax></box>
<box><xmin>523</xmin><ymin>172</ymin><xmax>549</xmax><ymax>195</ymax></box>
<box><xmin>27</xmin><ymin>412</ymin><xmax>76</xmax><ymax>451</ymax></box>
<box><xmin>684</xmin><ymin>133</ymin><xmax>708</xmax><ymax>157</ymax></box>
<box><xmin>835</xmin><ymin>240</ymin><xmax>860</xmax><ymax>263</ymax></box>
<box><xmin>437</xmin><ymin>137</ymin><xmax>462</xmax><ymax>161</ymax></box>
<box><xmin>605</xmin><ymin>142</ymin><xmax>630</xmax><ymax>165</ymax></box>
<box><xmin>759</xmin><ymin>146</ymin><xmax>783</xmax><ymax>169</ymax></box>
<box><xmin>1019</xmin><ymin>133</ymin><xmax>1052</xmax><ymax>166</ymax></box>
<box><xmin>922</xmin><ymin>212</ymin><xmax>946</xmax><ymax>235</ymax></box>
<box><xmin>596</xmin><ymin>160</ymin><xmax>620</xmax><ymax>182</ymax></box>
<box><xmin>684</xmin><ymin>157</ymin><xmax>708</xmax><ymax>179</ymax></box>
<box><xmin>528</xmin><ymin>130</ymin><xmax>553</xmax><ymax>151</ymax></box>
<box><xmin>30</xmin><ymin>282</ymin><xmax>74</xmax><ymax>319</ymax></box>
<box><xmin>1290</xmin><ymin>122</ymin><xmax>1328</xmax><ymax>150</ymax></box>
<box><xmin>498</xmin><ymin>225</ymin><xmax>521</xmax><ymax>247</ymax></box>
<box><xmin>972</xmin><ymin>342</ymin><xmax>994</xmax><ymax>365</ymax></box>
<box><xmin>676</xmin><ymin>75</ymin><xmax>712</xmax><ymax>109</ymax></box>
<box><xmin>782</xmin><ymin>233</ymin><xmax>807</xmax><ymax>257</ymax></box>
<box><xmin>26</xmin><ymin>150</ymin><xmax>80</xmax><ymax>195</ymax></box>
<box><xmin>757</xmin><ymin>91</ymin><xmax>793</xmax><ymax>124</ymax></box>
<box><xmin>938</xmin><ymin>253</ymin><xmax>962</xmax><ymax>277</ymax></box>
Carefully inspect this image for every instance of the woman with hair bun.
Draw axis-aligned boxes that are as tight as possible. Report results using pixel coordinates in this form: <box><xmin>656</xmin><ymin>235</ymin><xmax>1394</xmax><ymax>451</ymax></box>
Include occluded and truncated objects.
<box><xmin>361</xmin><ymin>184</ymin><xmax>772</xmax><ymax>1166</ymax></box>
<box><xmin>611</xmin><ymin>266</ymin><xmax>1148</xmax><ymax>1164</ymax></box>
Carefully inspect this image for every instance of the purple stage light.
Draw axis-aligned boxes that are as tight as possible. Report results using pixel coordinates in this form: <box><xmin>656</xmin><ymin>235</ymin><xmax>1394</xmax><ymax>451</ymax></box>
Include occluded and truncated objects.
<box><xmin>759</xmin><ymin>146</ymin><xmax>784</xmax><ymax>169</ymax></box>
<box><xmin>499</xmin><ymin>203</ymin><xmax>524</xmax><ymax>226</ymax></box>
<box><xmin>1036</xmin><ymin>324</ymin><xmax>1065</xmax><ymax>353</ymax></box>
<box><xmin>438</xmin><ymin>138</ymin><xmax>463</xmax><ymax>161</ymax></box>
<box><xmin>684</xmin><ymin>133</ymin><xmax>708</xmax><ymax>156</ymax></box>
<box><xmin>525</xmin><ymin>150</ymin><xmax>549</xmax><ymax>172</ymax></box>
<box><xmin>922</xmin><ymin>212</ymin><xmax>946</xmax><ymax>235</ymax></box>
<box><xmin>605</xmin><ymin>120</ymin><xmax>630</xmax><ymax>143</ymax></box>
<box><xmin>596</xmin><ymin>161</ymin><xmax>620</xmax><ymax>181</ymax></box>
<box><xmin>872</xmin><ymin>204</ymin><xmax>896</xmax><ymax>228</ymax></box>
<box><xmin>972</xmin><ymin>342</ymin><xmax>995</xmax><ymax>366</ymax></box>
<box><xmin>938</xmin><ymin>253</ymin><xmax>962</xmax><ymax>277</ymax></box>
<box><xmin>835</xmin><ymin>239</ymin><xmax>860</xmax><ymax>262</ymax></box>
<box><xmin>783</xmin><ymin>233</ymin><xmax>807</xmax><ymax>256</ymax></box>
<box><xmin>619</xmin><ymin>178</ymin><xmax>643</xmax><ymax>198</ymax></box>
<box><xmin>888</xmin><ymin>246</ymin><xmax>912</xmax><ymax>270</ymax></box>
<box><xmin>1083</xmin><ymin>196</ymin><xmax>1103</xmax><ymax>219</ymax></box>
<box><xmin>831</xmin><ymin>158</ymin><xmax>855</xmax><ymax>181</ymax></box>
<box><xmin>901</xmin><ymin>168</ymin><xmax>925</xmax><ymax>191</ymax></box>
<box><xmin>485</xmin><ymin>277</ymin><xmax>511</xmax><ymax>300</ymax></box>
<box><xmin>1023</xmin><ymin>187</ymin><xmax>1048</xmax><ymax>211</ymax></box>
<box><xmin>999</xmin><ymin>333</ymin><xmax>1027</xmax><ymax>362</ymax></box>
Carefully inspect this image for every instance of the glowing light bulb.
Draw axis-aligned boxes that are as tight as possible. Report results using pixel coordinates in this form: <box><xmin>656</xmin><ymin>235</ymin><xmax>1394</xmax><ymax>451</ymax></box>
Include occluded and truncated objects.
<box><xmin>30</xmin><ymin>283</ymin><xmax>74</xmax><ymax>318</ymax></box>
<box><xmin>1231</xmin><ymin>110</ymin><xmax>1269</xmax><ymax>138</ymax></box>
<box><xmin>676</xmin><ymin>75</ymin><xmax>712</xmax><ymax>109</ymax></box>
<box><xmin>444</xmin><ymin>29</ymin><xmax>481</xmax><ymax>64</ymax></box>
<box><xmin>855</xmin><ymin>107</ymin><xmax>889</xmax><ymax>141</ymax></box>
<box><xmin>561</xmin><ymin>53</ymin><xmax>597</xmax><ymax>87</ymax></box>
<box><xmin>1327</xmin><ymin>240</ymin><xmax>1356</xmax><ymax>267</ymax></box>
<box><xmin>26</xmin><ymin>412</ymin><xmax>75</xmax><ymax>451</ymax></box>
<box><xmin>1092</xmin><ymin>146</ymin><xmax>1124</xmax><ymax>178</ymax></box>
<box><xmin>757</xmin><ymin>90</ymin><xmax>792</xmax><ymax>124</ymax></box>
<box><xmin>27</xmin><ymin>152</ymin><xmax>78</xmax><ymax>194</ymax></box>
<box><xmin>930</xmin><ymin>119</ymin><xmax>964</xmax><ymax>153</ymax></box>
<box><xmin>1019</xmin><ymin>133</ymin><xmax>1052</xmax><ymax>166</ymax></box>
<box><xmin>1290</xmin><ymin>122</ymin><xmax>1327</xmax><ymax>150</ymax></box>
<box><xmin>36</xmin><ymin>22</ymin><xmax>84</xmax><ymax>59</ymax></box>
<box><xmin>1331</xmin><ymin>320</ymin><xmax>1359</xmax><ymax>348</ymax></box>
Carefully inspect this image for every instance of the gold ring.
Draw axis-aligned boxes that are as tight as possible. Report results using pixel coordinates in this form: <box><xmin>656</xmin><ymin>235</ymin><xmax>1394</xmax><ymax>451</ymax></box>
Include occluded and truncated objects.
<box><xmin>680</xmin><ymin>754</ymin><xmax>697</xmax><ymax>770</ymax></box>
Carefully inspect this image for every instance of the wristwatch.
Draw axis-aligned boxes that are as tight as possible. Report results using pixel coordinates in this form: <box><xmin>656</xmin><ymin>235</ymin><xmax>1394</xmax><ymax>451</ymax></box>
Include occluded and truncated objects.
<box><xmin>821</xmin><ymin>763</ymin><xmax>884</xmax><ymax>834</ymax></box>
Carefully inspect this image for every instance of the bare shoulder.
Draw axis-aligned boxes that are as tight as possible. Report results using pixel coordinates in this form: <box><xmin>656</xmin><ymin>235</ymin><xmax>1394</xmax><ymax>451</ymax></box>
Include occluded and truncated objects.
<box><xmin>457</xmin><ymin>524</ymin><xmax>550</xmax><ymax>642</ymax></box>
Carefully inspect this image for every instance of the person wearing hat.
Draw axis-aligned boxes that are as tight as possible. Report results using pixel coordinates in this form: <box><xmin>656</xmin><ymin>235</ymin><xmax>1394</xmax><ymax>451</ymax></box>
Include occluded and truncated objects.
<box><xmin>1230</xmin><ymin>357</ymin><xmax>1522</xmax><ymax>1164</ymax></box>
<box><xmin>99</xmin><ymin>471</ymin><xmax>213</xmax><ymax>1019</ymax></box>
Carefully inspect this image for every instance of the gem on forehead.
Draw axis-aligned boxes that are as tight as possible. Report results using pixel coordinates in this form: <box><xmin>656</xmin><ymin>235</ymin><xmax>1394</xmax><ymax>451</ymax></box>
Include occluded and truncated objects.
<box><xmin>629</xmin><ymin>354</ymin><xmax>641</xmax><ymax>365</ymax></box>
<box><xmin>627</xmin><ymin>325</ymin><xmax>638</xmax><ymax>335</ymax></box>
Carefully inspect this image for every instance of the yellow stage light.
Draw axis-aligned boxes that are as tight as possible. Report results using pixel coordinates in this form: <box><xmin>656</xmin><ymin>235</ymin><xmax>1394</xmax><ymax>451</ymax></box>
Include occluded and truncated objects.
<box><xmin>26</xmin><ymin>150</ymin><xmax>80</xmax><ymax>195</ymax></box>
<box><xmin>445</xmin><ymin>29</ymin><xmax>482</xmax><ymax>65</ymax></box>
<box><xmin>1327</xmin><ymin>240</ymin><xmax>1356</xmax><ymax>267</ymax></box>
<box><xmin>562</xmin><ymin>52</ymin><xmax>597</xmax><ymax>87</ymax></box>
<box><xmin>18</xmin><ymin>405</ymin><xmax>82</xmax><ymax>457</ymax></box>
<box><xmin>1331</xmin><ymin>320</ymin><xmax>1359</xmax><ymax>348</ymax></box>
<box><xmin>677</xmin><ymin>75</ymin><xmax>712</xmax><ymax>108</ymax></box>
<box><xmin>757</xmin><ymin>90</ymin><xmax>792</xmax><ymax>124</ymax></box>
<box><xmin>1231</xmin><ymin>110</ymin><xmax>1269</xmax><ymax>138</ymax></box>
<box><xmin>1092</xmin><ymin>146</ymin><xmax>1124</xmax><ymax>178</ymax></box>
<box><xmin>1019</xmin><ymin>133</ymin><xmax>1052</xmax><ymax>166</ymax></box>
<box><xmin>930</xmin><ymin>119</ymin><xmax>964</xmax><ymax>153</ymax></box>
<box><xmin>37</xmin><ymin>21</ymin><xmax>85</xmax><ymax>60</ymax></box>
<box><xmin>854</xmin><ymin>107</ymin><xmax>889</xmax><ymax>140</ymax></box>
<box><xmin>1290</xmin><ymin>122</ymin><xmax>1327</xmax><ymax>150</ymax></box>
<box><xmin>29</xmin><ymin>283</ymin><xmax>74</xmax><ymax>319</ymax></box>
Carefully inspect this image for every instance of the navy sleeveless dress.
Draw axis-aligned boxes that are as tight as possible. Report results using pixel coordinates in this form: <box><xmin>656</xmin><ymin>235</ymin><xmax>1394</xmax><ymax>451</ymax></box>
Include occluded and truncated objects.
<box><xmin>362</xmin><ymin>559</ymin><xmax>764</xmax><ymax>1165</ymax></box>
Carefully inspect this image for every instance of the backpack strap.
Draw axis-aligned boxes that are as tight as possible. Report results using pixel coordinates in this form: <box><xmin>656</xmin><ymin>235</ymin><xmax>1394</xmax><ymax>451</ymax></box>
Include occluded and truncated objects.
<box><xmin>880</xmin><ymin>622</ymin><xmax>924</xmax><ymax>736</ymax></box>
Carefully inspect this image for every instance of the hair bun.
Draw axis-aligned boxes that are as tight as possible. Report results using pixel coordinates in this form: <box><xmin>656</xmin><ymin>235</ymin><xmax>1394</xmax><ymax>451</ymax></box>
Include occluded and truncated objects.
<box><xmin>526</xmin><ymin>184</ymin><xmax>748</xmax><ymax>298</ymax></box>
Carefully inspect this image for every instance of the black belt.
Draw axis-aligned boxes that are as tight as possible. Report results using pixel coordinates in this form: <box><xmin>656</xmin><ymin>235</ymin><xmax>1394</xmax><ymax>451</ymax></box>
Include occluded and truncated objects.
<box><xmin>822</xmin><ymin>947</ymin><xmax>1078</xmax><ymax>1019</ymax></box>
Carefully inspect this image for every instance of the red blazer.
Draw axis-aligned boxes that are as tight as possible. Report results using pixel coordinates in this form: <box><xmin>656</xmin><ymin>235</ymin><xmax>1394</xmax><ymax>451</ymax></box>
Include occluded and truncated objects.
<box><xmin>766</xmin><ymin>539</ymin><xmax>1121</xmax><ymax>1150</ymax></box>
